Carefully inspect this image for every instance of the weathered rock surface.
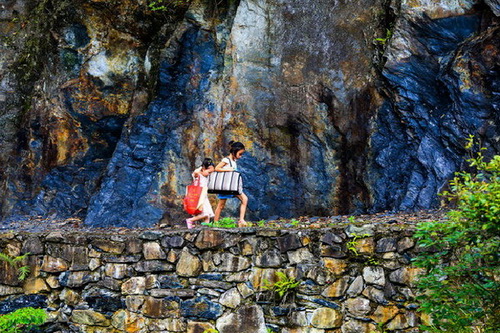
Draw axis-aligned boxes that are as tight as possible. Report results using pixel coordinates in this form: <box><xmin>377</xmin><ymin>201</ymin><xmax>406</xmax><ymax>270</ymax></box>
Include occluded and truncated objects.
<box><xmin>310</xmin><ymin>307</ymin><xmax>343</xmax><ymax>328</ymax></box>
<box><xmin>216</xmin><ymin>305</ymin><xmax>267</xmax><ymax>333</ymax></box>
<box><xmin>1</xmin><ymin>0</ymin><xmax>497</xmax><ymax>227</ymax></box>
<box><xmin>0</xmin><ymin>227</ymin><xmax>451</xmax><ymax>332</ymax></box>
<box><xmin>176</xmin><ymin>249</ymin><xmax>202</xmax><ymax>277</ymax></box>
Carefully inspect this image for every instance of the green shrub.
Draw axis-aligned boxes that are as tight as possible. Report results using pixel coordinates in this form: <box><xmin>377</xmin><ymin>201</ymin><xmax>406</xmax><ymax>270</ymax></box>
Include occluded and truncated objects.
<box><xmin>346</xmin><ymin>234</ymin><xmax>370</xmax><ymax>256</ymax></box>
<box><xmin>413</xmin><ymin>139</ymin><xmax>500</xmax><ymax>332</ymax></box>
<box><xmin>262</xmin><ymin>271</ymin><xmax>300</xmax><ymax>299</ymax></box>
<box><xmin>0</xmin><ymin>253</ymin><xmax>30</xmax><ymax>281</ymax></box>
<box><xmin>0</xmin><ymin>307</ymin><xmax>47</xmax><ymax>333</ymax></box>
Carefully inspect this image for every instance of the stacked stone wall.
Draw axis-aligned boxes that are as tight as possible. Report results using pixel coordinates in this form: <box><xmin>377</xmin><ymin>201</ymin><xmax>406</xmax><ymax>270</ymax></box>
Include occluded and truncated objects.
<box><xmin>0</xmin><ymin>225</ymin><xmax>426</xmax><ymax>332</ymax></box>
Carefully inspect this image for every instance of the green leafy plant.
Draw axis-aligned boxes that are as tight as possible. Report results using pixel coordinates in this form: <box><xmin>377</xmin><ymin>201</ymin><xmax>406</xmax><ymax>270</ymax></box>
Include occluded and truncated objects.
<box><xmin>413</xmin><ymin>138</ymin><xmax>500</xmax><ymax>332</ymax></box>
<box><xmin>257</xmin><ymin>219</ymin><xmax>266</xmax><ymax>227</ymax></box>
<box><xmin>347</xmin><ymin>216</ymin><xmax>356</xmax><ymax>223</ymax></box>
<box><xmin>202</xmin><ymin>217</ymin><xmax>237</xmax><ymax>228</ymax></box>
<box><xmin>148</xmin><ymin>0</ymin><xmax>191</xmax><ymax>11</ymax></box>
<box><xmin>367</xmin><ymin>257</ymin><xmax>380</xmax><ymax>266</ymax></box>
<box><xmin>0</xmin><ymin>252</ymin><xmax>31</xmax><ymax>281</ymax></box>
<box><xmin>289</xmin><ymin>219</ymin><xmax>300</xmax><ymax>227</ymax></box>
<box><xmin>346</xmin><ymin>234</ymin><xmax>370</xmax><ymax>256</ymax></box>
<box><xmin>202</xmin><ymin>329</ymin><xmax>218</xmax><ymax>333</ymax></box>
<box><xmin>0</xmin><ymin>307</ymin><xmax>47</xmax><ymax>333</ymax></box>
<box><xmin>262</xmin><ymin>271</ymin><xmax>300</xmax><ymax>299</ymax></box>
<box><xmin>374</xmin><ymin>28</ymin><xmax>393</xmax><ymax>45</ymax></box>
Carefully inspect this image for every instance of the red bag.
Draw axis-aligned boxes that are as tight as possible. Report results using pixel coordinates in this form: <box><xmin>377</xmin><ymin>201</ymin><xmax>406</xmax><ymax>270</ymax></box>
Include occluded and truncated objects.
<box><xmin>183</xmin><ymin>178</ymin><xmax>203</xmax><ymax>215</ymax></box>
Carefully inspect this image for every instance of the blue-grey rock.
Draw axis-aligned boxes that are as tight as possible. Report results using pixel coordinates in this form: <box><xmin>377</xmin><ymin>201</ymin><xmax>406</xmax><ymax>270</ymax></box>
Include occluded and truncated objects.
<box><xmin>181</xmin><ymin>297</ymin><xmax>224</xmax><ymax>320</ymax></box>
<box><xmin>346</xmin><ymin>276</ymin><xmax>364</xmax><ymax>297</ymax></box>
<box><xmin>161</xmin><ymin>236</ymin><xmax>185</xmax><ymax>248</ymax></box>
<box><xmin>277</xmin><ymin>233</ymin><xmax>302</xmax><ymax>253</ymax></box>
<box><xmin>21</xmin><ymin>237</ymin><xmax>43</xmax><ymax>255</ymax></box>
<box><xmin>370</xmin><ymin>10</ymin><xmax>497</xmax><ymax>212</ymax></box>
<box><xmin>271</xmin><ymin>306</ymin><xmax>291</xmax><ymax>316</ymax></box>
<box><xmin>376</xmin><ymin>238</ymin><xmax>397</xmax><ymax>253</ymax></box>
<box><xmin>254</xmin><ymin>248</ymin><xmax>284</xmax><ymax>268</ymax></box>
<box><xmin>265</xmin><ymin>324</ymin><xmax>280</xmax><ymax>333</ymax></box>
<box><xmin>102</xmin><ymin>254</ymin><xmax>142</xmax><ymax>263</ymax></box>
<box><xmin>0</xmin><ymin>295</ymin><xmax>47</xmax><ymax>314</ymax></box>
<box><xmin>139</xmin><ymin>231</ymin><xmax>163</xmax><ymax>241</ymax></box>
<box><xmin>84</xmin><ymin>296</ymin><xmax>126</xmax><ymax>314</ymax></box>
<box><xmin>321</xmin><ymin>232</ymin><xmax>344</xmax><ymax>245</ymax></box>
<box><xmin>298</xmin><ymin>279</ymin><xmax>323</xmax><ymax>295</ymax></box>
<box><xmin>198</xmin><ymin>273</ymin><xmax>224</xmax><ymax>281</ymax></box>
<box><xmin>158</xmin><ymin>275</ymin><xmax>187</xmax><ymax>289</ymax></box>
<box><xmin>98</xmin><ymin>277</ymin><xmax>122</xmax><ymax>291</ymax></box>
<box><xmin>312</xmin><ymin>298</ymin><xmax>340</xmax><ymax>309</ymax></box>
<box><xmin>58</xmin><ymin>271</ymin><xmax>99</xmax><ymax>288</ymax></box>
<box><xmin>362</xmin><ymin>286</ymin><xmax>387</xmax><ymax>305</ymax></box>
<box><xmin>84</xmin><ymin>24</ymin><xmax>223</xmax><ymax>228</ymax></box>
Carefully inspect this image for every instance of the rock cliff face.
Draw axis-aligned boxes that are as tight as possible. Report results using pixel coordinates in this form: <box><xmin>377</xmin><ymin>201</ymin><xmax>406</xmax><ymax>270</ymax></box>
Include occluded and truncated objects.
<box><xmin>0</xmin><ymin>0</ymin><xmax>499</xmax><ymax>227</ymax></box>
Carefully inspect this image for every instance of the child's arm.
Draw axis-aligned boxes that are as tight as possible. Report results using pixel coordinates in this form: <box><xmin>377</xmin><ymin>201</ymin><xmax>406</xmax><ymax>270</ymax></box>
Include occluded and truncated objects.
<box><xmin>215</xmin><ymin>160</ymin><xmax>234</xmax><ymax>172</ymax></box>
<box><xmin>192</xmin><ymin>167</ymin><xmax>202</xmax><ymax>178</ymax></box>
<box><xmin>193</xmin><ymin>166</ymin><xmax>214</xmax><ymax>177</ymax></box>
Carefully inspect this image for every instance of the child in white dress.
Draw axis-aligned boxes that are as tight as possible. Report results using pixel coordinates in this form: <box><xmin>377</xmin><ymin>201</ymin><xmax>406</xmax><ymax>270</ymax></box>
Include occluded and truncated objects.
<box><xmin>186</xmin><ymin>158</ymin><xmax>215</xmax><ymax>229</ymax></box>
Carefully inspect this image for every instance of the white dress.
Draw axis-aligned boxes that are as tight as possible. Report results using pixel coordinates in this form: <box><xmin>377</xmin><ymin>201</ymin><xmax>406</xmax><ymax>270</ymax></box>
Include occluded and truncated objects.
<box><xmin>192</xmin><ymin>168</ymin><xmax>214</xmax><ymax>218</ymax></box>
<box><xmin>221</xmin><ymin>157</ymin><xmax>237</xmax><ymax>171</ymax></box>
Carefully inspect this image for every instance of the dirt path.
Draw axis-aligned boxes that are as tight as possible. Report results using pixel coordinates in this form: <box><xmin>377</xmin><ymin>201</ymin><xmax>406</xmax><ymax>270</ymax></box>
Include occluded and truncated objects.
<box><xmin>0</xmin><ymin>209</ymin><xmax>448</xmax><ymax>234</ymax></box>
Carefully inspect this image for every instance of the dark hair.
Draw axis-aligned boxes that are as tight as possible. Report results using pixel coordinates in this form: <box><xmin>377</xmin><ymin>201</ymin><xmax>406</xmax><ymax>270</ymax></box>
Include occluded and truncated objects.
<box><xmin>228</xmin><ymin>141</ymin><xmax>245</xmax><ymax>158</ymax></box>
<box><xmin>201</xmin><ymin>158</ymin><xmax>215</xmax><ymax>169</ymax></box>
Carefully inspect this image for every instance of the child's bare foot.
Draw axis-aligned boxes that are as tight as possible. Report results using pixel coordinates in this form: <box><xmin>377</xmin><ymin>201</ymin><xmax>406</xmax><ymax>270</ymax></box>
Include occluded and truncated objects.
<box><xmin>238</xmin><ymin>220</ymin><xmax>248</xmax><ymax>227</ymax></box>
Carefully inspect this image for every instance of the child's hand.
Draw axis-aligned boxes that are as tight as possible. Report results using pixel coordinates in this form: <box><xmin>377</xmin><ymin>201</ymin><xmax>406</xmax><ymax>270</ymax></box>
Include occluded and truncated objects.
<box><xmin>201</xmin><ymin>166</ymin><xmax>214</xmax><ymax>177</ymax></box>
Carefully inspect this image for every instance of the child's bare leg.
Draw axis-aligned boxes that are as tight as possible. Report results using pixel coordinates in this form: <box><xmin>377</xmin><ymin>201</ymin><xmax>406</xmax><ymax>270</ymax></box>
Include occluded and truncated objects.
<box><xmin>236</xmin><ymin>193</ymin><xmax>248</xmax><ymax>226</ymax></box>
<box><xmin>214</xmin><ymin>199</ymin><xmax>226</xmax><ymax>221</ymax></box>
<box><xmin>186</xmin><ymin>214</ymin><xmax>208</xmax><ymax>228</ymax></box>
<box><xmin>190</xmin><ymin>214</ymin><xmax>208</xmax><ymax>223</ymax></box>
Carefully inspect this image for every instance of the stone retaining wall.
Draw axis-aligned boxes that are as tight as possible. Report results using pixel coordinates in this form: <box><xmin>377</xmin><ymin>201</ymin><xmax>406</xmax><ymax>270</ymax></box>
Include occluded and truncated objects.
<box><xmin>0</xmin><ymin>225</ymin><xmax>426</xmax><ymax>332</ymax></box>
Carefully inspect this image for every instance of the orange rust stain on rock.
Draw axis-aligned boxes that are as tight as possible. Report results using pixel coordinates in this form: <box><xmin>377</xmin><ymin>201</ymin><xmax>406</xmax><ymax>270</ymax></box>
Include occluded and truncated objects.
<box><xmin>370</xmin><ymin>305</ymin><xmax>400</xmax><ymax>324</ymax></box>
<box><xmin>225</xmin><ymin>120</ymin><xmax>254</xmax><ymax>152</ymax></box>
<box><xmin>47</xmin><ymin>113</ymin><xmax>88</xmax><ymax>167</ymax></box>
<box><xmin>63</xmin><ymin>75</ymin><xmax>134</xmax><ymax>121</ymax></box>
